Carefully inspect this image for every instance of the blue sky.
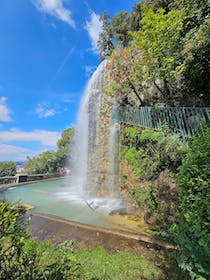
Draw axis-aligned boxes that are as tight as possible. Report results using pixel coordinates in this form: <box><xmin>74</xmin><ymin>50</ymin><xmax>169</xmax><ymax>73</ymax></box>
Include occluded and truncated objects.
<box><xmin>0</xmin><ymin>0</ymin><xmax>137</xmax><ymax>161</ymax></box>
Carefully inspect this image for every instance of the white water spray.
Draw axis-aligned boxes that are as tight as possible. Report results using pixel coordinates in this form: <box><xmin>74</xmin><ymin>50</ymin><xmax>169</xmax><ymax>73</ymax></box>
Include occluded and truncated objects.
<box><xmin>69</xmin><ymin>60</ymin><xmax>123</xmax><ymax>212</ymax></box>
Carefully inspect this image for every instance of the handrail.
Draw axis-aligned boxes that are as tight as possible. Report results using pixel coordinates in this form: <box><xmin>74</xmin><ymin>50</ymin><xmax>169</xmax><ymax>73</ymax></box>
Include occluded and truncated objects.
<box><xmin>0</xmin><ymin>173</ymin><xmax>58</xmax><ymax>185</ymax></box>
<box><xmin>113</xmin><ymin>106</ymin><xmax>209</xmax><ymax>139</ymax></box>
<box><xmin>0</xmin><ymin>176</ymin><xmax>18</xmax><ymax>185</ymax></box>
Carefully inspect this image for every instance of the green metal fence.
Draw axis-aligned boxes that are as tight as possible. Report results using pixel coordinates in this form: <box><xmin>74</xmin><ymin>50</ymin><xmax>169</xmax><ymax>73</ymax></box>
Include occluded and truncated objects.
<box><xmin>113</xmin><ymin>106</ymin><xmax>209</xmax><ymax>139</ymax></box>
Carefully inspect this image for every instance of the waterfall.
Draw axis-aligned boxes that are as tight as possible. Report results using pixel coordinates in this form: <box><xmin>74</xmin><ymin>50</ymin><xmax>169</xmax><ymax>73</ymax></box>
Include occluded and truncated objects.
<box><xmin>69</xmin><ymin>60</ymin><xmax>123</xmax><ymax>212</ymax></box>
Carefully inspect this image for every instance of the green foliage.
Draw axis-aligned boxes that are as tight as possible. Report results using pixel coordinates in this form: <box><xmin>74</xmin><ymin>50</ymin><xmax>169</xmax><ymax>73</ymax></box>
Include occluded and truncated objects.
<box><xmin>106</xmin><ymin>46</ymin><xmax>143</xmax><ymax>106</ymax></box>
<box><xmin>149</xmin><ymin>0</ymin><xmax>175</xmax><ymax>12</ymax></box>
<box><xmin>181</xmin><ymin>16</ymin><xmax>210</xmax><ymax>105</ymax></box>
<box><xmin>56</xmin><ymin>127</ymin><xmax>74</xmax><ymax>168</ymax></box>
<box><xmin>0</xmin><ymin>201</ymin><xmax>186</xmax><ymax>280</ymax></box>
<box><xmin>98</xmin><ymin>12</ymin><xmax>114</xmax><ymax>60</ymax></box>
<box><xmin>24</xmin><ymin>127</ymin><xmax>74</xmax><ymax>174</ymax></box>
<box><xmin>121</xmin><ymin>126</ymin><xmax>187</xmax><ymax>180</ymax></box>
<box><xmin>24</xmin><ymin>150</ymin><xmax>59</xmax><ymax>175</ymax></box>
<box><xmin>57</xmin><ymin>127</ymin><xmax>74</xmax><ymax>150</ymax></box>
<box><xmin>129</xmin><ymin>2</ymin><xmax>143</xmax><ymax>31</ymax></box>
<box><xmin>120</xmin><ymin>124</ymin><xmax>209</xmax><ymax>278</ymax></box>
<box><xmin>98</xmin><ymin>7</ymin><xmax>142</xmax><ymax>61</ymax></box>
<box><xmin>0</xmin><ymin>200</ymin><xmax>27</xmax><ymax>238</ymax></box>
<box><xmin>112</xmin><ymin>11</ymin><xmax>131</xmax><ymax>48</ymax></box>
<box><xmin>146</xmin><ymin>229</ymin><xmax>170</xmax><ymax>239</ymax></box>
<box><xmin>176</xmin><ymin>0</ymin><xmax>210</xmax><ymax>32</ymax></box>
<box><xmin>75</xmin><ymin>246</ymin><xmax>161</xmax><ymax>280</ymax></box>
<box><xmin>130</xmin><ymin>178</ymin><xmax>178</xmax><ymax>232</ymax></box>
<box><xmin>0</xmin><ymin>161</ymin><xmax>16</xmax><ymax>176</ymax></box>
<box><xmin>170</xmin><ymin>125</ymin><xmax>210</xmax><ymax>279</ymax></box>
<box><xmin>103</xmin><ymin>0</ymin><xmax>209</xmax><ymax>106</ymax></box>
<box><xmin>129</xmin><ymin>186</ymin><xmax>158</xmax><ymax>213</ymax></box>
<box><xmin>131</xmin><ymin>7</ymin><xmax>184</xmax><ymax>104</ymax></box>
<box><xmin>121</xmin><ymin>126</ymin><xmax>187</xmax><ymax>231</ymax></box>
<box><xmin>0</xmin><ymin>200</ymin><xmax>80</xmax><ymax>280</ymax></box>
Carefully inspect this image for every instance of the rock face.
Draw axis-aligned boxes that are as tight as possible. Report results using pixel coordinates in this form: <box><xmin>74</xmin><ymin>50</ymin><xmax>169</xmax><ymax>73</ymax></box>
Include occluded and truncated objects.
<box><xmin>86</xmin><ymin>62</ymin><xmax>118</xmax><ymax>197</ymax></box>
<box><xmin>70</xmin><ymin>60</ymin><xmax>121</xmax><ymax>202</ymax></box>
<box><xmin>109</xmin><ymin>208</ymin><xmax>128</xmax><ymax>215</ymax></box>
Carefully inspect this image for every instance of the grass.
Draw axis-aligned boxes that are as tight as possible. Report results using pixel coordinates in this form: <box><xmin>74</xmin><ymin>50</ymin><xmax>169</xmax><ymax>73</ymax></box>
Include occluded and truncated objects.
<box><xmin>75</xmin><ymin>246</ymin><xmax>163</xmax><ymax>280</ymax></box>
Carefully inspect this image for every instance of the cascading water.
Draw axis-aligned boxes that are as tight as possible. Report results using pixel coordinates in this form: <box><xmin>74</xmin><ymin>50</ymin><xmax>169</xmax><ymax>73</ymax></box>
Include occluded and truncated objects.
<box><xmin>69</xmin><ymin>60</ymin><xmax>123</xmax><ymax>212</ymax></box>
<box><xmin>1</xmin><ymin>60</ymin><xmax>148</xmax><ymax>231</ymax></box>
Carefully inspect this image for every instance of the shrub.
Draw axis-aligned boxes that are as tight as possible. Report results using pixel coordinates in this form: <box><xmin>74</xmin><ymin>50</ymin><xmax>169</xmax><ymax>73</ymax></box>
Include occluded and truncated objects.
<box><xmin>0</xmin><ymin>200</ymin><xmax>80</xmax><ymax>280</ymax></box>
<box><xmin>0</xmin><ymin>161</ymin><xmax>16</xmax><ymax>176</ymax></box>
<box><xmin>170</xmin><ymin>125</ymin><xmax>210</xmax><ymax>279</ymax></box>
<box><xmin>121</xmin><ymin>126</ymin><xmax>187</xmax><ymax>181</ymax></box>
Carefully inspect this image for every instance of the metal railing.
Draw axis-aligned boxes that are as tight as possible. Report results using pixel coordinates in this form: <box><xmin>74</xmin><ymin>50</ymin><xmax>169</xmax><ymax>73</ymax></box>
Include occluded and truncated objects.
<box><xmin>0</xmin><ymin>174</ymin><xmax>58</xmax><ymax>186</ymax></box>
<box><xmin>0</xmin><ymin>176</ymin><xmax>18</xmax><ymax>185</ymax></box>
<box><xmin>113</xmin><ymin>106</ymin><xmax>209</xmax><ymax>139</ymax></box>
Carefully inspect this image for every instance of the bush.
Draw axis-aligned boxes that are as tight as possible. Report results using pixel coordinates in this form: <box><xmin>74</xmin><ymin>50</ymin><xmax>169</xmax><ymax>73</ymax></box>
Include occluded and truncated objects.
<box><xmin>120</xmin><ymin>126</ymin><xmax>187</xmax><ymax>232</ymax></box>
<box><xmin>0</xmin><ymin>161</ymin><xmax>16</xmax><ymax>176</ymax></box>
<box><xmin>121</xmin><ymin>126</ymin><xmax>187</xmax><ymax>181</ymax></box>
<box><xmin>0</xmin><ymin>200</ymin><xmax>80</xmax><ymax>280</ymax></box>
<box><xmin>170</xmin><ymin>125</ymin><xmax>210</xmax><ymax>279</ymax></box>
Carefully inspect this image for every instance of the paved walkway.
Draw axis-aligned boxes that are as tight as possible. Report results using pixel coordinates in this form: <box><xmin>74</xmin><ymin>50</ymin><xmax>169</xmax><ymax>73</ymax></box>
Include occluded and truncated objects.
<box><xmin>28</xmin><ymin>212</ymin><xmax>176</xmax><ymax>253</ymax></box>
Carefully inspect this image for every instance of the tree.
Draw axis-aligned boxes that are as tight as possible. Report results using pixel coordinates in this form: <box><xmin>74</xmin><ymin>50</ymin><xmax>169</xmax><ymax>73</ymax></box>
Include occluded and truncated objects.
<box><xmin>98</xmin><ymin>12</ymin><xmax>114</xmax><ymax>60</ymax></box>
<box><xmin>129</xmin><ymin>2</ymin><xmax>143</xmax><ymax>32</ymax></box>
<box><xmin>175</xmin><ymin>0</ymin><xmax>210</xmax><ymax>33</ymax></box>
<box><xmin>24</xmin><ymin>127</ymin><xmax>74</xmax><ymax>174</ymax></box>
<box><xmin>24</xmin><ymin>151</ymin><xmax>58</xmax><ymax>175</ymax></box>
<box><xmin>177</xmin><ymin>0</ymin><xmax>210</xmax><ymax>105</ymax></box>
<box><xmin>56</xmin><ymin>127</ymin><xmax>74</xmax><ymax>168</ymax></box>
<box><xmin>112</xmin><ymin>11</ymin><xmax>131</xmax><ymax>48</ymax></box>
<box><xmin>57</xmin><ymin>127</ymin><xmax>74</xmax><ymax>150</ymax></box>
<box><xmin>182</xmin><ymin>18</ymin><xmax>210</xmax><ymax>105</ymax></box>
<box><xmin>132</xmin><ymin>7</ymin><xmax>184</xmax><ymax>105</ymax></box>
<box><xmin>149</xmin><ymin>0</ymin><xmax>176</xmax><ymax>12</ymax></box>
<box><xmin>0</xmin><ymin>161</ymin><xmax>16</xmax><ymax>176</ymax></box>
<box><xmin>106</xmin><ymin>46</ymin><xmax>143</xmax><ymax>106</ymax></box>
<box><xmin>98</xmin><ymin>10</ymin><xmax>137</xmax><ymax>60</ymax></box>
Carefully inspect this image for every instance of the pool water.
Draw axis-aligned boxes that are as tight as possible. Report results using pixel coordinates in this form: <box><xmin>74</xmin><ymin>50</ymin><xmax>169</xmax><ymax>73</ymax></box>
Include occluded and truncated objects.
<box><xmin>0</xmin><ymin>178</ymin><xmax>147</xmax><ymax>234</ymax></box>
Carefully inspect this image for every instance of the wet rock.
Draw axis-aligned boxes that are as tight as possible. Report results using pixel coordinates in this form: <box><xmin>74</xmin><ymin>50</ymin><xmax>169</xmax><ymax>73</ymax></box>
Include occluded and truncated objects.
<box><xmin>19</xmin><ymin>204</ymin><xmax>35</xmax><ymax>210</ymax></box>
<box><xmin>121</xmin><ymin>192</ymin><xmax>139</xmax><ymax>212</ymax></box>
<box><xmin>109</xmin><ymin>207</ymin><xmax>128</xmax><ymax>215</ymax></box>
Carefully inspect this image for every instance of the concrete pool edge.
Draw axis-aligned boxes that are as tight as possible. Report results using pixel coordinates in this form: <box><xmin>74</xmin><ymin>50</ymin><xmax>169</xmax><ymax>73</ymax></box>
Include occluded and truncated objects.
<box><xmin>28</xmin><ymin>211</ymin><xmax>177</xmax><ymax>251</ymax></box>
<box><xmin>0</xmin><ymin>176</ymin><xmax>63</xmax><ymax>192</ymax></box>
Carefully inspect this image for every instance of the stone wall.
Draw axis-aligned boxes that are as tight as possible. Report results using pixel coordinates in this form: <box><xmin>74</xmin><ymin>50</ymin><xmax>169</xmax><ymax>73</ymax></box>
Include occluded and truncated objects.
<box><xmin>87</xmin><ymin>92</ymin><xmax>118</xmax><ymax>197</ymax></box>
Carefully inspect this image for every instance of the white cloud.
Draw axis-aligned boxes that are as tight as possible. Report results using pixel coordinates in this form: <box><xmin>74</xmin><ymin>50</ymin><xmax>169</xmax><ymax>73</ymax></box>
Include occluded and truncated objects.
<box><xmin>0</xmin><ymin>96</ymin><xmax>12</xmax><ymax>122</ymax></box>
<box><xmin>35</xmin><ymin>103</ymin><xmax>56</xmax><ymax>118</ymax></box>
<box><xmin>0</xmin><ymin>144</ymin><xmax>34</xmax><ymax>161</ymax></box>
<box><xmin>84</xmin><ymin>65</ymin><xmax>97</xmax><ymax>77</ymax></box>
<box><xmin>33</xmin><ymin>0</ymin><xmax>75</xmax><ymax>28</ymax></box>
<box><xmin>85</xmin><ymin>11</ymin><xmax>103</xmax><ymax>54</ymax></box>
<box><xmin>0</xmin><ymin>128</ymin><xmax>60</xmax><ymax>146</ymax></box>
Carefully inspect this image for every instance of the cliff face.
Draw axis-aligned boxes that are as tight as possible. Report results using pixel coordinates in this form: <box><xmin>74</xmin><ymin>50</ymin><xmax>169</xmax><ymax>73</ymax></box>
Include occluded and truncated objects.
<box><xmin>85</xmin><ymin>61</ymin><xmax>119</xmax><ymax>197</ymax></box>
<box><xmin>87</xmin><ymin>94</ymin><xmax>117</xmax><ymax>197</ymax></box>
